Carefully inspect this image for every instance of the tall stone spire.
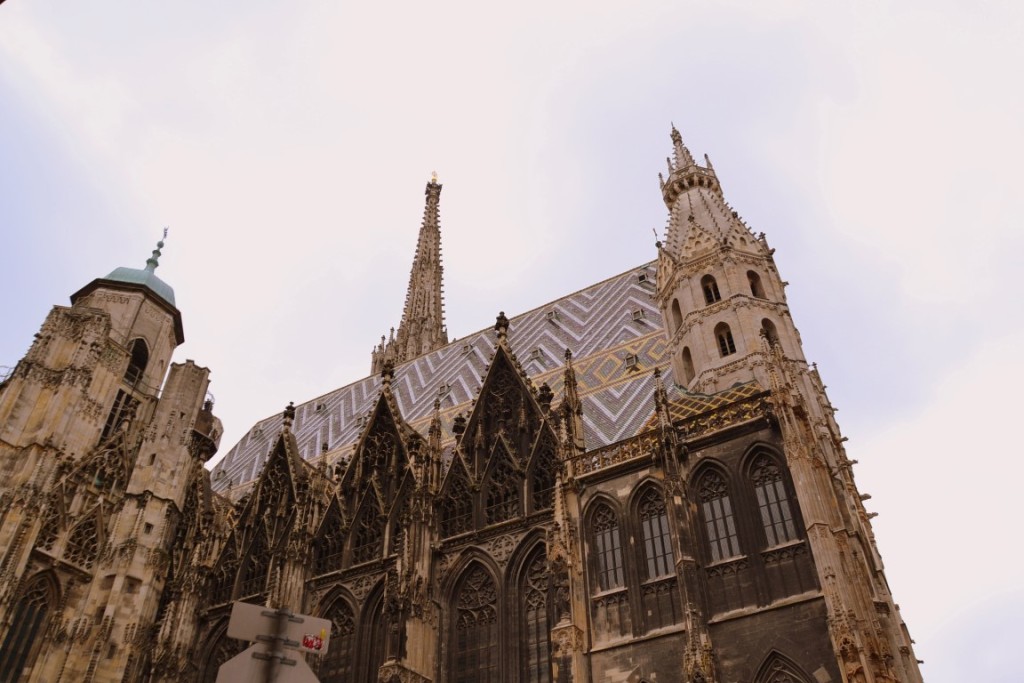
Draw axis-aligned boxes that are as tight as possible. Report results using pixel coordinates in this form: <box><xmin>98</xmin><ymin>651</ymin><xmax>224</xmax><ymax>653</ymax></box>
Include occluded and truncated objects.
<box><xmin>371</xmin><ymin>175</ymin><xmax>449</xmax><ymax>374</ymax></box>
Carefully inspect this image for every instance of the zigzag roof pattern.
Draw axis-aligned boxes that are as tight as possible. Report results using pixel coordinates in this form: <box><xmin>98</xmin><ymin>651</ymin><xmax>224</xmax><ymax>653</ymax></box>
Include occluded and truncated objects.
<box><xmin>211</xmin><ymin>261</ymin><xmax>759</xmax><ymax>494</ymax></box>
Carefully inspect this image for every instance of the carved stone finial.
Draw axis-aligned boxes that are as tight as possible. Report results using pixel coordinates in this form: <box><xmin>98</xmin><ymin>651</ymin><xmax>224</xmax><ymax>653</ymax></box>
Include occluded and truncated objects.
<box><xmin>564</xmin><ymin>347</ymin><xmax>572</xmax><ymax>362</ymax></box>
<box><xmin>283</xmin><ymin>402</ymin><xmax>296</xmax><ymax>431</ymax></box>
<box><xmin>381</xmin><ymin>359</ymin><xmax>395</xmax><ymax>386</ymax></box>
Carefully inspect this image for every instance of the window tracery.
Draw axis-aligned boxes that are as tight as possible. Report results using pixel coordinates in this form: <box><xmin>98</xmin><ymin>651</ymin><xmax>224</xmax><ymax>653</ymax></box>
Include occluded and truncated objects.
<box><xmin>485</xmin><ymin>455</ymin><xmax>520</xmax><ymax>525</ymax></box>
<box><xmin>65</xmin><ymin>517</ymin><xmax>99</xmax><ymax>569</ymax></box>
<box><xmin>352</xmin><ymin>503</ymin><xmax>384</xmax><ymax>565</ymax></box>
<box><xmin>637</xmin><ymin>486</ymin><xmax>680</xmax><ymax>630</ymax></box>
<box><xmin>698</xmin><ymin>471</ymin><xmax>741</xmax><ymax>562</ymax></box>
<box><xmin>440</xmin><ymin>469</ymin><xmax>473</xmax><ymax>537</ymax></box>
<box><xmin>751</xmin><ymin>455</ymin><xmax>797</xmax><ymax>546</ymax></box>
<box><xmin>520</xmin><ymin>549</ymin><xmax>552</xmax><ymax>683</ymax></box>
<box><xmin>0</xmin><ymin>574</ymin><xmax>53</xmax><ymax>681</ymax></box>
<box><xmin>314</xmin><ymin>511</ymin><xmax>345</xmax><ymax>575</ymax></box>
<box><xmin>316</xmin><ymin>600</ymin><xmax>355</xmax><ymax>683</ymax></box>
<box><xmin>452</xmin><ymin>565</ymin><xmax>498</xmax><ymax>683</ymax></box>
<box><xmin>591</xmin><ymin>504</ymin><xmax>624</xmax><ymax>591</ymax></box>
<box><xmin>529</xmin><ymin>437</ymin><xmax>557</xmax><ymax>512</ymax></box>
<box><xmin>238</xmin><ymin>533</ymin><xmax>269</xmax><ymax>598</ymax></box>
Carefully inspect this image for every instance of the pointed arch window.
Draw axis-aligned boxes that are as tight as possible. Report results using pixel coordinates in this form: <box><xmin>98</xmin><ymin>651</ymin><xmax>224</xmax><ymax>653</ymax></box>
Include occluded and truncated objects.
<box><xmin>701</xmin><ymin>275</ymin><xmax>722</xmax><ymax>304</ymax></box>
<box><xmin>0</xmin><ymin>575</ymin><xmax>54</xmax><ymax>682</ymax></box>
<box><xmin>316</xmin><ymin>600</ymin><xmax>355</xmax><ymax>682</ymax></box>
<box><xmin>485</xmin><ymin>455</ymin><xmax>520</xmax><ymax>525</ymax></box>
<box><xmin>529</xmin><ymin>442</ymin><xmax>557</xmax><ymax>512</ymax></box>
<box><xmin>681</xmin><ymin>347</ymin><xmax>696</xmax><ymax>384</ymax></box>
<box><xmin>212</xmin><ymin>546</ymin><xmax>238</xmax><ymax>604</ymax></box>
<box><xmin>754</xmin><ymin>651</ymin><xmax>814</xmax><ymax>683</ymax></box>
<box><xmin>670</xmin><ymin>298</ymin><xmax>684</xmax><ymax>334</ymax></box>
<box><xmin>452</xmin><ymin>565</ymin><xmax>499</xmax><ymax>683</ymax></box>
<box><xmin>591</xmin><ymin>504</ymin><xmax>625</xmax><ymax>590</ymax></box>
<box><xmin>698</xmin><ymin>471</ymin><xmax>741</xmax><ymax>562</ymax></box>
<box><xmin>124</xmin><ymin>338</ymin><xmax>149</xmax><ymax>386</ymax></box>
<box><xmin>588</xmin><ymin>503</ymin><xmax>630</xmax><ymax>639</ymax></box>
<box><xmin>636</xmin><ymin>486</ymin><xmax>681</xmax><ymax>630</ymax></box>
<box><xmin>761</xmin><ymin>319</ymin><xmax>780</xmax><ymax>348</ymax></box>
<box><xmin>715</xmin><ymin>323</ymin><xmax>737</xmax><ymax>357</ymax></box>
<box><xmin>751</xmin><ymin>455</ymin><xmax>797</xmax><ymax>546</ymax></box>
<box><xmin>638</xmin><ymin>488</ymin><xmax>674</xmax><ymax>579</ymax></box>
<box><xmin>315</xmin><ymin>513</ymin><xmax>345</xmax><ymax>575</ymax></box>
<box><xmin>748</xmin><ymin>270</ymin><xmax>766</xmax><ymax>298</ymax></box>
<box><xmin>352</xmin><ymin>504</ymin><xmax>384</xmax><ymax>565</ymax></box>
<box><xmin>440</xmin><ymin>471</ymin><xmax>473</xmax><ymax>537</ymax></box>
<box><xmin>238</xmin><ymin>533</ymin><xmax>269</xmax><ymax>598</ymax></box>
<box><xmin>519</xmin><ymin>549</ymin><xmax>552</xmax><ymax>683</ymax></box>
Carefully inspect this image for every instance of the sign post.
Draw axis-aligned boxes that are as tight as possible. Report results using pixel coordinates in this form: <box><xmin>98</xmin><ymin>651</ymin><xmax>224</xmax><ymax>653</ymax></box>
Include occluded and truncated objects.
<box><xmin>215</xmin><ymin>602</ymin><xmax>332</xmax><ymax>683</ymax></box>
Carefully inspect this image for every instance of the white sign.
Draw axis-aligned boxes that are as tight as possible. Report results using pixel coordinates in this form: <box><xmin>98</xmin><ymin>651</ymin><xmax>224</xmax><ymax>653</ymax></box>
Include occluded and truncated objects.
<box><xmin>226</xmin><ymin>601</ymin><xmax>332</xmax><ymax>655</ymax></box>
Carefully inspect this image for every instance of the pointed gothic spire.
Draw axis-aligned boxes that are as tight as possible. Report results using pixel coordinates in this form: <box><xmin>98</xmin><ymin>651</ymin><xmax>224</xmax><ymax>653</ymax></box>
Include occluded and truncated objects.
<box><xmin>371</xmin><ymin>176</ymin><xmax>449</xmax><ymax>374</ymax></box>
<box><xmin>670</xmin><ymin>123</ymin><xmax>695</xmax><ymax>170</ymax></box>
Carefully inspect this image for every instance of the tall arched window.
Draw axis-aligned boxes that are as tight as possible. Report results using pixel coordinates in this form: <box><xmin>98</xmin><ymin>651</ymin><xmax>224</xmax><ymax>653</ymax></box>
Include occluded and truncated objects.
<box><xmin>452</xmin><ymin>565</ymin><xmax>499</xmax><ymax>683</ymax></box>
<box><xmin>591</xmin><ymin>504</ymin><xmax>624</xmax><ymax>590</ymax></box>
<box><xmin>761</xmin><ymin>319</ymin><xmax>780</xmax><ymax>348</ymax></box>
<box><xmin>529</xmin><ymin>441</ymin><xmax>557</xmax><ymax>512</ymax></box>
<box><xmin>519</xmin><ymin>549</ymin><xmax>552</xmax><ymax>683</ymax></box>
<box><xmin>352</xmin><ymin>503</ymin><xmax>384</xmax><ymax>565</ymax></box>
<box><xmin>636</xmin><ymin>486</ymin><xmax>680</xmax><ymax>630</ymax></box>
<box><xmin>440</xmin><ymin>469</ymin><xmax>473</xmax><ymax>537</ymax></box>
<box><xmin>701</xmin><ymin>275</ymin><xmax>721</xmax><ymax>304</ymax></box>
<box><xmin>697</xmin><ymin>471</ymin><xmax>741</xmax><ymax>562</ymax></box>
<box><xmin>671</xmin><ymin>299</ymin><xmax>684</xmax><ymax>334</ymax></box>
<box><xmin>751</xmin><ymin>454</ymin><xmax>797</xmax><ymax>546</ymax></box>
<box><xmin>747</xmin><ymin>270</ymin><xmax>766</xmax><ymax>298</ymax></box>
<box><xmin>588</xmin><ymin>502</ymin><xmax>630</xmax><ymax>640</ymax></box>
<box><xmin>125</xmin><ymin>338</ymin><xmax>149</xmax><ymax>385</ymax></box>
<box><xmin>485</xmin><ymin>455</ymin><xmax>520</xmax><ymax>525</ymax></box>
<box><xmin>715</xmin><ymin>323</ymin><xmax>737</xmax><ymax>357</ymax></box>
<box><xmin>238</xmin><ymin>532</ymin><xmax>269</xmax><ymax>598</ymax></box>
<box><xmin>0</xmin><ymin>574</ymin><xmax>55</xmax><ymax>682</ymax></box>
<box><xmin>681</xmin><ymin>347</ymin><xmax>696</xmax><ymax>384</ymax></box>
<box><xmin>316</xmin><ymin>600</ymin><xmax>355</xmax><ymax>683</ymax></box>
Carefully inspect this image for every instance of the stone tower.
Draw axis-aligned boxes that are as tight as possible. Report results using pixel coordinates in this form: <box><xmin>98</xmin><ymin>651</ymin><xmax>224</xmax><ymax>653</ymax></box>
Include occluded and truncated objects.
<box><xmin>0</xmin><ymin>241</ymin><xmax>222</xmax><ymax>682</ymax></box>
<box><xmin>372</xmin><ymin>175</ymin><xmax>449</xmax><ymax>373</ymax></box>
<box><xmin>655</xmin><ymin>127</ymin><xmax>923</xmax><ymax>683</ymax></box>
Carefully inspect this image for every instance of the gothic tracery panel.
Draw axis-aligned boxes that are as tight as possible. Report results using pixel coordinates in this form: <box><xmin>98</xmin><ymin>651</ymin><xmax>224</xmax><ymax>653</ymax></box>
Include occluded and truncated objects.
<box><xmin>452</xmin><ymin>565</ymin><xmax>499</xmax><ymax>683</ymax></box>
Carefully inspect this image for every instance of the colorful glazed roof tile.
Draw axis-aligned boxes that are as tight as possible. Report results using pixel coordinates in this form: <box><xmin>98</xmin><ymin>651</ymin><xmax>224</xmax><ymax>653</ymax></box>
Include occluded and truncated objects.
<box><xmin>210</xmin><ymin>261</ymin><xmax>761</xmax><ymax>492</ymax></box>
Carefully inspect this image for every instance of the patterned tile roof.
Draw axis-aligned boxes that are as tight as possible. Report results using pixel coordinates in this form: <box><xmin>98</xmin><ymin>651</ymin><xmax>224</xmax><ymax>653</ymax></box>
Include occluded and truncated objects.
<box><xmin>210</xmin><ymin>261</ymin><xmax>762</xmax><ymax>493</ymax></box>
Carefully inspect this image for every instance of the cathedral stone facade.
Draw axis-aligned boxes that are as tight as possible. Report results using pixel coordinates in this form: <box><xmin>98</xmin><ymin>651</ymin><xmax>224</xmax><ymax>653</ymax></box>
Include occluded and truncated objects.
<box><xmin>0</xmin><ymin>129</ymin><xmax>924</xmax><ymax>683</ymax></box>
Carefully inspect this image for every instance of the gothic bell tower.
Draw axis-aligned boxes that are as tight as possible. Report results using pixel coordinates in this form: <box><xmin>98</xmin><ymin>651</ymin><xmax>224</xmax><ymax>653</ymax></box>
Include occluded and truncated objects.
<box><xmin>0</xmin><ymin>239</ymin><xmax>223</xmax><ymax>683</ymax></box>
<box><xmin>654</xmin><ymin>126</ymin><xmax>805</xmax><ymax>393</ymax></box>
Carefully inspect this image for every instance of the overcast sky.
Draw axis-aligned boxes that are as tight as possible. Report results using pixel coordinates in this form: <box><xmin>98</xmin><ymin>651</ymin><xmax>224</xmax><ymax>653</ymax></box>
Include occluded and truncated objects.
<box><xmin>2</xmin><ymin>1</ymin><xmax>1021</xmax><ymax>679</ymax></box>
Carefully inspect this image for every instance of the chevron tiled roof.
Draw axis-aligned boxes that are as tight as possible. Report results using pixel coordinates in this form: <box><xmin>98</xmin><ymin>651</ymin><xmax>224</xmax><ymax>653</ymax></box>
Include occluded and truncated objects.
<box><xmin>210</xmin><ymin>262</ymin><xmax>760</xmax><ymax>493</ymax></box>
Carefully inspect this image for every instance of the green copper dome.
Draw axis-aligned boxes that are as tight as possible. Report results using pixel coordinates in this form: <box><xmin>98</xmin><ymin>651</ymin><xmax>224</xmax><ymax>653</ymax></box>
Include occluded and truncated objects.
<box><xmin>104</xmin><ymin>240</ymin><xmax>176</xmax><ymax>306</ymax></box>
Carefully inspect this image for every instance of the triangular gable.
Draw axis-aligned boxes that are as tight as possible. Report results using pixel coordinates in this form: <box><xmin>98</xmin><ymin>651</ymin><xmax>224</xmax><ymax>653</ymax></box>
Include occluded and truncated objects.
<box><xmin>339</xmin><ymin>390</ymin><xmax>420</xmax><ymax>506</ymax></box>
<box><xmin>457</xmin><ymin>344</ymin><xmax>548</xmax><ymax>480</ymax></box>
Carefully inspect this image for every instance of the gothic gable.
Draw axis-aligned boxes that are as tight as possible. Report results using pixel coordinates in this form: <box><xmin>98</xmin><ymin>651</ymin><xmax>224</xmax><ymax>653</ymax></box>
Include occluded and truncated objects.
<box><xmin>457</xmin><ymin>344</ymin><xmax>545</xmax><ymax>478</ymax></box>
